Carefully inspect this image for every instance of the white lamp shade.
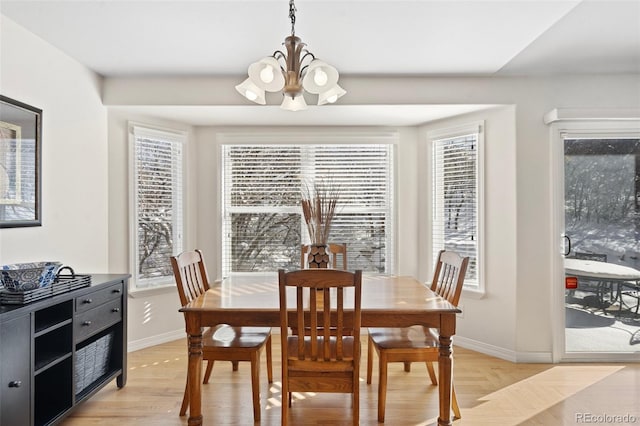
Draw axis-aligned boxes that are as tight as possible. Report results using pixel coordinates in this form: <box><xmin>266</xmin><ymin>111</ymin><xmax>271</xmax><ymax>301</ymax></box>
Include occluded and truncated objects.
<box><xmin>248</xmin><ymin>57</ymin><xmax>285</xmax><ymax>92</ymax></box>
<box><xmin>317</xmin><ymin>84</ymin><xmax>346</xmax><ymax>105</ymax></box>
<box><xmin>302</xmin><ymin>60</ymin><xmax>339</xmax><ymax>94</ymax></box>
<box><xmin>280</xmin><ymin>95</ymin><xmax>308</xmax><ymax>111</ymax></box>
<box><xmin>235</xmin><ymin>78</ymin><xmax>266</xmax><ymax>105</ymax></box>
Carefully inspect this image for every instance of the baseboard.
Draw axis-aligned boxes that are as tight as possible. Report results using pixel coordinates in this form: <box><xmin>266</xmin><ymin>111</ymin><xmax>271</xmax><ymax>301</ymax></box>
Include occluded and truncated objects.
<box><xmin>453</xmin><ymin>335</ymin><xmax>553</xmax><ymax>363</ymax></box>
<box><xmin>128</xmin><ymin>329</ymin><xmax>185</xmax><ymax>352</ymax></box>
<box><xmin>515</xmin><ymin>351</ymin><xmax>554</xmax><ymax>363</ymax></box>
<box><xmin>453</xmin><ymin>335</ymin><xmax>517</xmax><ymax>362</ymax></box>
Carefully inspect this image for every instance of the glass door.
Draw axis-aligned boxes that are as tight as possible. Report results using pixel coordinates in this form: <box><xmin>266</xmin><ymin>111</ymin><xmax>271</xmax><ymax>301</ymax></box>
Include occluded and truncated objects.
<box><xmin>564</xmin><ymin>137</ymin><xmax>640</xmax><ymax>354</ymax></box>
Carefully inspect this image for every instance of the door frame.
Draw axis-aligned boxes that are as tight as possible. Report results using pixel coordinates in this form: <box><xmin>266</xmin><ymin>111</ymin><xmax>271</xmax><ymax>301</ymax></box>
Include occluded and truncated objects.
<box><xmin>548</xmin><ymin>110</ymin><xmax>640</xmax><ymax>362</ymax></box>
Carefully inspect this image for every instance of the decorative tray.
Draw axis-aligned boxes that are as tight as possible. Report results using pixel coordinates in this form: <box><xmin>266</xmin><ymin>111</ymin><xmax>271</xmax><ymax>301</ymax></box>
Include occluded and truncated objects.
<box><xmin>0</xmin><ymin>274</ymin><xmax>91</xmax><ymax>305</ymax></box>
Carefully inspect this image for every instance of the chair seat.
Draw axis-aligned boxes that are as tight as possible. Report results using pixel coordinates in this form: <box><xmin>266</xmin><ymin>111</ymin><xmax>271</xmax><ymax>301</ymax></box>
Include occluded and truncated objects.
<box><xmin>368</xmin><ymin>326</ymin><xmax>439</xmax><ymax>350</ymax></box>
<box><xmin>204</xmin><ymin>324</ymin><xmax>272</xmax><ymax>348</ymax></box>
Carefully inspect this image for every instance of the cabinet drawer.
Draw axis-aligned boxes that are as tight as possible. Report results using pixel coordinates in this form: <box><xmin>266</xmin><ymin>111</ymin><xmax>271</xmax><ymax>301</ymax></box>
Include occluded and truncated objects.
<box><xmin>74</xmin><ymin>300</ymin><xmax>122</xmax><ymax>342</ymax></box>
<box><xmin>75</xmin><ymin>282</ymin><xmax>123</xmax><ymax>314</ymax></box>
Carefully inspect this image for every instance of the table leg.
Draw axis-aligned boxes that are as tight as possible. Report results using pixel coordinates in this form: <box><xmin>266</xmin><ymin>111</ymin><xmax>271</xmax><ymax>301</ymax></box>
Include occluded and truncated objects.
<box><xmin>438</xmin><ymin>316</ymin><xmax>455</xmax><ymax>426</ymax></box>
<box><xmin>186</xmin><ymin>321</ymin><xmax>203</xmax><ymax>426</ymax></box>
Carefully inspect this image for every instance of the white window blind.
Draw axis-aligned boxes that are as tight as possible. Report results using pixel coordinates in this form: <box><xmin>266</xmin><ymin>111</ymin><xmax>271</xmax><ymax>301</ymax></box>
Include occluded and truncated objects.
<box><xmin>130</xmin><ymin>125</ymin><xmax>185</xmax><ymax>289</ymax></box>
<box><xmin>222</xmin><ymin>141</ymin><xmax>394</xmax><ymax>276</ymax></box>
<box><xmin>432</xmin><ymin>129</ymin><xmax>481</xmax><ymax>288</ymax></box>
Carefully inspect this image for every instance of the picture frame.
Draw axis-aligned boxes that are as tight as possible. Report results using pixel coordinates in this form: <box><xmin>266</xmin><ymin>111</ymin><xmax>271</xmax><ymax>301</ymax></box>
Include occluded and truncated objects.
<box><xmin>0</xmin><ymin>95</ymin><xmax>42</xmax><ymax>228</ymax></box>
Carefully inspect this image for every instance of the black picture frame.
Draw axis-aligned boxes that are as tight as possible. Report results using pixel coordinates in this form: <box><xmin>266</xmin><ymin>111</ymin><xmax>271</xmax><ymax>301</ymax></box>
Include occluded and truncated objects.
<box><xmin>0</xmin><ymin>95</ymin><xmax>42</xmax><ymax>228</ymax></box>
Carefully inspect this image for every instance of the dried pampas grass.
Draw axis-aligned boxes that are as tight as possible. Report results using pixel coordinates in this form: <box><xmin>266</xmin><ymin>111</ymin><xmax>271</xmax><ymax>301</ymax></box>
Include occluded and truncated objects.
<box><xmin>301</xmin><ymin>178</ymin><xmax>340</xmax><ymax>245</ymax></box>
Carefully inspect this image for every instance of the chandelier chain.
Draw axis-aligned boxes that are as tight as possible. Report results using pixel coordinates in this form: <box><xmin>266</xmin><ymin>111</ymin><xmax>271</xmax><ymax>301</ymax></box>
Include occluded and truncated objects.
<box><xmin>289</xmin><ymin>0</ymin><xmax>297</xmax><ymax>35</ymax></box>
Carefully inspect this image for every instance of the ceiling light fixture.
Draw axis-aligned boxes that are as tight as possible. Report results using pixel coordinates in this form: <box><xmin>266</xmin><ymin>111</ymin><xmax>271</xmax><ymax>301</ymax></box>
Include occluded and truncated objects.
<box><xmin>235</xmin><ymin>0</ymin><xmax>346</xmax><ymax>111</ymax></box>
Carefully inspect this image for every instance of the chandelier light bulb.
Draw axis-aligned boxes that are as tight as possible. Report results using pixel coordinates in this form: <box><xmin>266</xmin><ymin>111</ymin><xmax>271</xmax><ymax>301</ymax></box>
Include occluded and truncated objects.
<box><xmin>260</xmin><ymin>65</ymin><xmax>275</xmax><ymax>84</ymax></box>
<box><xmin>313</xmin><ymin>68</ymin><xmax>328</xmax><ymax>87</ymax></box>
<box><xmin>235</xmin><ymin>78</ymin><xmax>266</xmax><ymax>104</ymax></box>
<box><xmin>245</xmin><ymin>90</ymin><xmax>258</xmax><ymax>101</ymax></box>
<box><xmin>317</xmin><ymin>84</ymin><xmax>346</xmax><ymax>105</ymax></box>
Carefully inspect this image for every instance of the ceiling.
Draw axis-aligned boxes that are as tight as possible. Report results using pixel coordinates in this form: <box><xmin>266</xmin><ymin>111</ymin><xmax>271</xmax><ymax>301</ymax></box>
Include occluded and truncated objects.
<box><xmin>2</xmin><ymin>0</ymin><xmax>639</xmax><ymax>125</ymax></box>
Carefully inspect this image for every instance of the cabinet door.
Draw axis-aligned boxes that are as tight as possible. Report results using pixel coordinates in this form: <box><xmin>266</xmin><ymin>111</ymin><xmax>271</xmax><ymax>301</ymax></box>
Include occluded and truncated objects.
<box><xmin>1</xmin><ymin>314</ymin><xmax>32</xmax><ymax>426</ymax></box>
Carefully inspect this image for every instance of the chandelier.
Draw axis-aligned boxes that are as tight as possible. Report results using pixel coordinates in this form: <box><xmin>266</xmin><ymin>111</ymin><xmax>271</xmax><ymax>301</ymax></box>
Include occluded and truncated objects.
<box><xmin>235</xmin><ymin>0</ymin><xmax>346</xmax><ymax>111</ymax></box>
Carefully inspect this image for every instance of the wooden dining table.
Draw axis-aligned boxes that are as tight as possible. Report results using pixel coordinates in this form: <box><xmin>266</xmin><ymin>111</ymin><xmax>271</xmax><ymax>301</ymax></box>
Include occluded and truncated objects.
<box><xmin>180</xmin><ymin>274</ymin><xmax>461</xmax><ymax>426</ymax></box>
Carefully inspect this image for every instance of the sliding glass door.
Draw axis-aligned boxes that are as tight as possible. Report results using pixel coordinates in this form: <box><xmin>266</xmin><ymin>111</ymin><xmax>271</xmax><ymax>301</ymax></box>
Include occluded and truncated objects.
<box><xmin>563</xmin><ymin>137</ymin><xmax>640</xmax><ymax>354</ymax></box>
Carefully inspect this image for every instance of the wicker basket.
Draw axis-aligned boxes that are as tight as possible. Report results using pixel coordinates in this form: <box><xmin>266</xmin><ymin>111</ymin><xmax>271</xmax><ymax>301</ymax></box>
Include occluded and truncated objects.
<box><xmin>75</xmin><ymin>332</ymin><xmax>113</xmax><ymax>394</ymax></box>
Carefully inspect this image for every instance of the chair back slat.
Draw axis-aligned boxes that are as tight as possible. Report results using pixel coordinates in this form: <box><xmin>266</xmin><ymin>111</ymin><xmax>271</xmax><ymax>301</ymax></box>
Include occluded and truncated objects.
<box><xmin>171</xmin><ymin>249</ymin><xmax>210</xmax><ymax>307</ymax></box>
<box><xmin>309</xmin><ymin>287</ymin><xmax>319</xmax><ymax>359</ymax></box>
<box><xmin>336</xmin><ymin>287</ymin><xmax>344</xmax><ymax>359</ymax></box>
<box><xmin>279</xmin><ymin>269</ymin><xmax>362</xmax><ymax>363</ymax></box>
<box><xmin>322</xmin><ymin>287</ymin><xmax>331</xmax><ymax>360</ymax></box>
<box><xmin>296</xmin><ymin>287</ymin><xmax>306</xmax><ymax>358</ymax></box>
<box><xmin>430</xmin><ymin>250</ymin><xmax>469</xmax><ymax>306</ymax></box>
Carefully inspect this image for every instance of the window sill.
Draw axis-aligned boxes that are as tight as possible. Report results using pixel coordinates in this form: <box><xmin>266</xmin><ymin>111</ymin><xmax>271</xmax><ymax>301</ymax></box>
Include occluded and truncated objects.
<box><xmin>128</xmin><ymin>283</ymin><xmax>176</xmax><ymax>298</ymax></box>
<box><xmin>462</xmin><ymin>287</ymin><xmax>485</xmax><ymax>299</ymax></box>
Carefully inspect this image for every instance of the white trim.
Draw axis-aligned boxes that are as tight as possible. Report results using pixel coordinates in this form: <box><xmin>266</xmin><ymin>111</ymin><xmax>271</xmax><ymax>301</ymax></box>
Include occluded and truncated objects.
<box><xmin>454</xmin><ymin>336</ymin><xmax>517</xmax><ymax>363</ymax></box>
<box><xmin>550</xmin><ymin>121</ymin><xmax>566</xmax><ymax>363</ymax></box>
<box><xmin>543</xmin><ymin>108</ymin><xmax>640</xmax><ymax>125</ymax></box>
<box><xmin>127</xmin><ymin>283</ymin><xmax>175</xmax><ymax>298</ymax></box>
<box><xmin>218</xmin><ymin>131</ymin><xmax>399</xmax><ymax>145</ymax></box>
<box><xmin>128</xmin><ymin>120</ymin><xmax>187</xmax><ymax>139</ymax></box>
<box><xmin>127</xmin><ymin>329</ymin><xmax>185</xmax><ymax>353</ymax></box>
<box><xmin>461</xmin><ymin>287</ymin><xmax>486</xmax><ymax>299</ymax></box>
<box><xmin>515</xmin><ymin>351</ymin><xmax>554</xmax><ymax>363</ymax></box>
<box><xmin>427</xmin><ymin>122</ymin><xmax>482</xmax><ymax>140</ymax></box>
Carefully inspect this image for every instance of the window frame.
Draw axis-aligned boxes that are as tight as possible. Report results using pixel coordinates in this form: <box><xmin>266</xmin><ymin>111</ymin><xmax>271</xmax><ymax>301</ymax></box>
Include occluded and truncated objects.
<box><xmin>427</xmin><ymin>122</ymin><xmax>485</xmax><ymax>294</ymax></box>
<box><xmin>218</xmin><ymin>132</ymin><xmax>397</xmax><ymax>277</ymax></box>
<box><xmin>128</xmin><ymin>123</ymin><xmax>186</xmax><ymax>291</ymax></box>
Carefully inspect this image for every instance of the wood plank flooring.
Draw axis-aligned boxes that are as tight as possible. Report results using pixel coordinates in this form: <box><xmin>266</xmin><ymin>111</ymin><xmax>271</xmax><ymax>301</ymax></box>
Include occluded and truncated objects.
<box><xmin>61</xmin><ymin>338</ymin><xmax>640</xmax><ymax>425</ymax></box>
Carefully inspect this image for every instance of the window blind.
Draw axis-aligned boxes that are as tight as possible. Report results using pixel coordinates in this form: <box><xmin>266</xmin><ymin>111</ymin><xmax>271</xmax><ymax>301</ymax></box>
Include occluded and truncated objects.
<box><xmin>131</xmin><ymin>125</ymin><xmax>184</xmax><ymax>288</ymax></box>
<box><xmin>222</xmin><ymin>142</ymin><xmax>394</xmax><ymax>276</ymax></box>
<box><xmin>432</xmin><ymin>133</ymin><xmax>479</xmax><ymax>287</ymax></box>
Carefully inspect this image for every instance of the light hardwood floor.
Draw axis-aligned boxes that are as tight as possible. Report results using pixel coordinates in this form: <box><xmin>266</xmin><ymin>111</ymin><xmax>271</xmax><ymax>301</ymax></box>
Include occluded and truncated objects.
<box><xmin>61</xmin><ymin>338</ymin><xmax>640</xmax><ymax>425</ymax></box>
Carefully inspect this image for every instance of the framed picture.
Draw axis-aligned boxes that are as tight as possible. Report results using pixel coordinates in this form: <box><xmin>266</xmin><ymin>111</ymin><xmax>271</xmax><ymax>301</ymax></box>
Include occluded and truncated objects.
<box><xmin>0</xmin><ymin>95</ymin><xmax>42</xmax><ymax>228</ymax></box>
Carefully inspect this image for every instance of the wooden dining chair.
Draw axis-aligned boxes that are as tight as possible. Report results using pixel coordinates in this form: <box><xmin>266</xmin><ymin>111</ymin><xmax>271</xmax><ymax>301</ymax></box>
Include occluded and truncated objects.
<box><xmin>171</xmin><ymin>249</ymin><xmax>273</xmax><ymax>421</ymax></box>
<box><xmin>300</xmin><ymin>243</ymin><xmax>348</xmax><ymax>270</ymax></box>
<box><xmin>366</xmin><ymin>250</ymin><xmax>469</xmax><ymax>422</ymax></box>
<box><xmin>278</xmin><ymin>268</ymin><xmax>362</xmax><ymax>426</ymax></box>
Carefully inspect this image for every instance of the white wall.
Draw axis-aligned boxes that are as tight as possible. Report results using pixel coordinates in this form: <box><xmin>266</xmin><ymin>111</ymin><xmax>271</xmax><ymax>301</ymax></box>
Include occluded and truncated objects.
<box><xmin>0</xmin><ymin>16</ymin><xmax>108</xmax><ymax>271</ymax></box>
<box><xmin>418</xmin><ymin>106</ymin><xmax>518</xmax><ymax>359</ymax></box>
